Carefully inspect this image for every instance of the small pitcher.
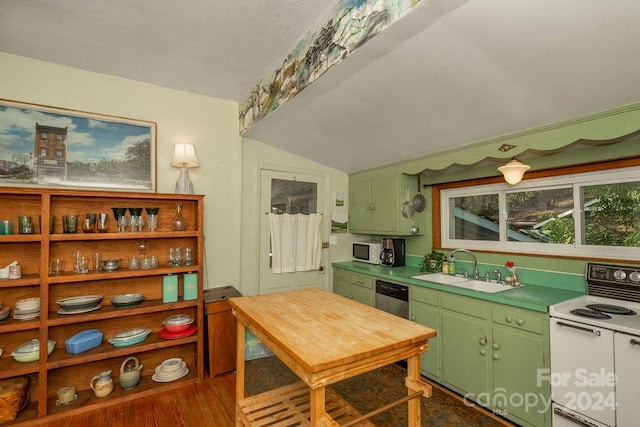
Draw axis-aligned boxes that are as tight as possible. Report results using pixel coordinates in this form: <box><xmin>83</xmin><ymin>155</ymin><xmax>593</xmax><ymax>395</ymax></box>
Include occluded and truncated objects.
<box><xmin>119</xmin><ymin>356</ymin><xmax>143</xmax><ymax>390</ymax></box>
<box><xmin>90</xmin><ymin>370</ymin><xmax>114</xmax><ymax>397</ymax></box>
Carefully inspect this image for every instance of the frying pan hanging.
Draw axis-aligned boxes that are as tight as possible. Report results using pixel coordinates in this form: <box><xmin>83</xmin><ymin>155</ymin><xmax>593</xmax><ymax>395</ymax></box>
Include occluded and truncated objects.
<box><xmin>412</xmin><ymin>175</ymin><xmax>426</xmax><ymax>213</ymax></box>
<box><xmin>401</xmin><ymin>188</ymin><xmax>415</xmax><ymax>218</ymax></box>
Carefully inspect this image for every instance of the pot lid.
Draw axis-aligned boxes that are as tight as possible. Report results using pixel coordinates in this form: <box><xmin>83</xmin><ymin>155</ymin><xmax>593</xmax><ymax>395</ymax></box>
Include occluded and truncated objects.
<box><xmin>13</xmin><ymin>339</ymin><xmax>54</xmax><ymax>355</ymax></box>
<box><xmin>164</xmin><ymin>314</ymin><xmax>193</xmax><ymax>325</ymax></box>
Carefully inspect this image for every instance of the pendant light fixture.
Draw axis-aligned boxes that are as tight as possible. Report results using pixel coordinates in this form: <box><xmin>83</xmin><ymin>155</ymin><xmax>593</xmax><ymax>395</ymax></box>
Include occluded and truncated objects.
<box><xmin>498</xmin><ymin>158</ymin><xmax>530</xmax><ymax>185</ymax></box>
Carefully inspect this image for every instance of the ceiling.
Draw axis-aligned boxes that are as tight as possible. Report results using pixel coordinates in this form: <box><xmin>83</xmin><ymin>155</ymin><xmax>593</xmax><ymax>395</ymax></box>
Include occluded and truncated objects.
<box><xmin>2</xmin><ymin>0</ymin><xmax>640</xmax><ymax>173</ymax></box>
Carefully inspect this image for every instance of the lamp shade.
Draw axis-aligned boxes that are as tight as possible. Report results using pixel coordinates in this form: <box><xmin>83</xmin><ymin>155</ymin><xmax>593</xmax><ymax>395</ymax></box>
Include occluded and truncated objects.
<box><xmin>498</xmin><ymin>158</ymin><xmax>530</xmax><ymax>185</ymax></box>
<box><xmin>170</xmin><ymin>143</ymin><xmax>199</xmax><ymax>168</ymax></box>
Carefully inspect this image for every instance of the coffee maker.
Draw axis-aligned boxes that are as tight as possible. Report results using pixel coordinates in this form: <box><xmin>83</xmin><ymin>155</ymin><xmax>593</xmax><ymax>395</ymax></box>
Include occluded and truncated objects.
<box><xmin>380</xmin><ymin>238</ymin><xmax>405</xmax><ymax>267</ymax></box>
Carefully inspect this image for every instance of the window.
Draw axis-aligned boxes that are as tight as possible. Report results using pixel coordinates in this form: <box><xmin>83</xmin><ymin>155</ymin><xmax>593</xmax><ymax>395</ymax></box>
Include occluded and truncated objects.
<box><xmin>40</xmin><ymin>132</ymin><xmax>47</xmax><ymax>140</ymax></box>
<box><xmin>441</xmin><ymin>166</ymin><xmax>640</xmax><ymax>259</ymax></box>
<box><xmin>40</xmin><ymin>148</ymin><xmax>47</xmax><ymax>157</ymax></box>
<box><xmin>55</xmin><ymin>149</ymin><xmax>63</xmax><ymax>158</ymax></box>
<box><xmin>55</xmin><ymin>134</ymin><xmax>62</xmax><ymax>142</ymax></box>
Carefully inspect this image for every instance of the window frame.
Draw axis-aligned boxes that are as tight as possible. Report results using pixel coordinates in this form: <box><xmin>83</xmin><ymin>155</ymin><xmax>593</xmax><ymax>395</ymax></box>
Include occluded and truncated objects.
<box><xmin>434</xmin><ymin>158</ymin><xmax>640</xmax><ymax>261</ymax></box>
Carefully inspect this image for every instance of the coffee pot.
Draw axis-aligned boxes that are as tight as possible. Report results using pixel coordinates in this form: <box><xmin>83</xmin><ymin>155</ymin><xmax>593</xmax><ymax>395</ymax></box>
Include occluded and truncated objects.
<box><xmin>90</xmin><ymin>370</ymin><xmax>114</xmax><ymax>397</ymax></box>
<box><xmin>380</xmin><ymin>238</ymin><xmax>405</xmax><ymax>267</ymax></box>
<box><xmin>119</xmin><ymin>356</ymin><xmax>143</xmax><ymax>390</ymax></box>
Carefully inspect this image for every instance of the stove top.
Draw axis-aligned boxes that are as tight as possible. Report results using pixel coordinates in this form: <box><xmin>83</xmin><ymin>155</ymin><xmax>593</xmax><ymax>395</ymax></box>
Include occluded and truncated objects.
<box><xmin>550</xmin><ymin>294</ymin><xmax>640</xmax><ymax>335</ymax></box>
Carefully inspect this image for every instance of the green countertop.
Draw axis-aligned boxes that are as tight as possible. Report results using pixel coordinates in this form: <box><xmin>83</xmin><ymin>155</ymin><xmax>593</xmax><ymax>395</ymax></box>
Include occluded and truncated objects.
<box><xmin>332</xmin><ymin>261</ymin><xmax>584</xmax><ymax>313</ymax></box>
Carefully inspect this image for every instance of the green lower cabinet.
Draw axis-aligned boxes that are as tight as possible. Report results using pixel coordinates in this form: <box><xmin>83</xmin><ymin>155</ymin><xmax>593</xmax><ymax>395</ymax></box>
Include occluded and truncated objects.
<box><xmin>332</xmin><ymin>268</ymin><xmax>374</xmax><ymax>307</ymax></box>
<box><xmin>411</xmin><ymin>288</ymin><xmax>550</xmax><ymax>427</ymax></box>
<box><xmin>490</xmin><ymin>306</ymin><xmax>550</xmax><ymax>427</ymax></box>
<box><xmin>411</xmin><ymin>301</ymin><xmax>440</xmax><ymax>380</ymax></box>
<box><xmin>441</xmin><ymin>310</ymin><xmax>491</xmax><ymax>403</ymax></box>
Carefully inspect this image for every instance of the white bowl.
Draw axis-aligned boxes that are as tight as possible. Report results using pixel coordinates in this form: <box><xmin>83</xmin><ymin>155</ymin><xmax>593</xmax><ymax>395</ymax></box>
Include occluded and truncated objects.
<box><xmin>15</xmin><ymin>297</ymin><xmax>40</xmax><ymax>311</ymax></box>
<box><xmin>160</xmin><ymin>358</ymin><xmax>183</xmax><ymax>373</ymax></box>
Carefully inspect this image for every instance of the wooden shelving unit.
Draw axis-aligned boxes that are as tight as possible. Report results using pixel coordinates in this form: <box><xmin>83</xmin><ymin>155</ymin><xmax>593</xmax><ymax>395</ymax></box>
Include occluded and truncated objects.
<box><xmin>0</xmin><ymin>187</ymin><xmax>204</xmax><ymax>424</ymax></box>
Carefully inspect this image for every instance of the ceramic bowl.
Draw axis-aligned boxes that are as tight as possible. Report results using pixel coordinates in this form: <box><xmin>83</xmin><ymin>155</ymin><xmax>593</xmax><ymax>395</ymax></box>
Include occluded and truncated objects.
<box><xmin>101</xmin><ymin>259</ymin><xmax>121</xmax><ymax>271</ymax></box>
<box><xmin>12</xmin><ymin>339</ymin><xmax>55</xmax><ymax>362</ymax></box>
<box><xmin>15</xmin><ymin>297</ymin><xmax>40</xmax><ymax>312</ymax></box>
<box><xmin>160</xmin><ymin>358</ymin><xmax>184</xmax><ymax>373</ymax></box>
<box><xmin>162</xmin><ymin>317</ymin><xmax>194</xmax><ymax>332</ymax></box>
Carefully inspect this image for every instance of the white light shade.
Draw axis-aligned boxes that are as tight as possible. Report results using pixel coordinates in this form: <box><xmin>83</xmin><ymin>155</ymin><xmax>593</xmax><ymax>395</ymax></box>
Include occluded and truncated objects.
<box><xmin>498</xmin><ymin>159</ymin><xmax>530</xmax><ymax>185</ymax></box>
<box><xmin>170</xmin><ymin>143</ymin><xmax>199</xmax><ymax>168</ymax></box>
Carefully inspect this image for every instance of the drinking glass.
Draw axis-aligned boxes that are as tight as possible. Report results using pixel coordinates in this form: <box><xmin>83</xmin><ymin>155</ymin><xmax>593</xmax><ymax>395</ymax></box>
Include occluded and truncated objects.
<box><xmin>97</xmin><ymin>213</ymin><xmax>109</xmax><ymax>233</ymax></box>
<box><xmin>63</xmin><ymin>215</ymin><xmax>78</xmax><ymax>233</ymax></box>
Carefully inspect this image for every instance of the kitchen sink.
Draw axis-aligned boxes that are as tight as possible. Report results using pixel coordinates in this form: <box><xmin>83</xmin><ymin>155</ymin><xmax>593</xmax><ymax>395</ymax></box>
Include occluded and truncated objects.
<box><xmin>411</xmin><ymin>273</ymin><xmax>521</xmax><ymax>294</ymax></box>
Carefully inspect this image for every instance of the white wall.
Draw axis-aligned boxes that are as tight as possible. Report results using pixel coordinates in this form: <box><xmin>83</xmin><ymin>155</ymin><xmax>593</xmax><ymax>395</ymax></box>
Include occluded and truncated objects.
<box><xmin>0</xmin><ymin>53</ymin><xmax>242</xmax><ymax>289</ymax></box>
<box><xmin>240</xmin><ymin>137</ymin><xmax>351</xmax><ymax>296</ymax></box>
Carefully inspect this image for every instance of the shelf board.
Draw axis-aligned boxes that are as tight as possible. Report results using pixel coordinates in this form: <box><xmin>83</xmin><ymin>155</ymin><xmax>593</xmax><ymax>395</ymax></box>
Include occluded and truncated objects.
<box><xmin>0</xmin><ymin>318</ymin><xmax>40</xmax><ymax>333</ymax></box>
<box><xmin>49</xmin><ymin>231</ymin><xmax>199</xmax><ymax>241</ymax></box>
<box><xmin>46</xmin><ymin>333</ymin><xmax>198</xmax><ymax>369</ymax></box>
<box><xmin>0</xmin><ymin>358</ymin><xmax>39</xmax><ymax>380</ymax></box>
<box><xmin>0</xmin><ymin>274</ymin><xmax>40</xmax><ymax>288</ymax></box>
<box><xmin>47</xmin><ymin>266</ymin><xmax>200</xmax><ymax>284</ymax></box>
<box><xmin>47</xmin><ymin>299</ymin><xmax>197</xmax><ymax>326</ymax></box>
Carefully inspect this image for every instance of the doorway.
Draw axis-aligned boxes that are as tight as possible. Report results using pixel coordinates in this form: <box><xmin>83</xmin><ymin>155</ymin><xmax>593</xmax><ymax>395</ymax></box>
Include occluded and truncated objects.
<box><xmin>259</xmin><ymin>170</ymin><xmax>326</xmax><ymax>294</ymax></box>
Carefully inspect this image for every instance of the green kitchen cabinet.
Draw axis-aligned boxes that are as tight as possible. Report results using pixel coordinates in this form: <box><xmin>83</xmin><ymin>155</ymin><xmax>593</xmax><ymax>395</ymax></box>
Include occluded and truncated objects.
<box><xmin>440</xmin><ymin>294</ymin><xmax>491</xmax><ymax>403</ymax></box>
<box><xmin>410</xmin><ymin>286</ymin><xmax>441</xmax><ymax>380</ymax></box>
<box><xmin>349</xmin><ymin>173</ymin><xmax>423</xmax><ymax>235</ymax></box>
<box><xmin>490</xmin><ymin>305</ymin><xmax>549</xmax><ymax>427</ymax></box>
<box><xmin>332</xmin><ymin>268</ymin><xmax>374</xmax><ymax>306</ymax></box>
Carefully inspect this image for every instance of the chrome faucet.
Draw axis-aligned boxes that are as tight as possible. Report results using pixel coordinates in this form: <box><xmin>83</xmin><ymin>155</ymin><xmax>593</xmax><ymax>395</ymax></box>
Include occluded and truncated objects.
<box><xmin>448</xmin><ymin>249</ymin><xmax>479</xmax><ymax>279</ymax></box>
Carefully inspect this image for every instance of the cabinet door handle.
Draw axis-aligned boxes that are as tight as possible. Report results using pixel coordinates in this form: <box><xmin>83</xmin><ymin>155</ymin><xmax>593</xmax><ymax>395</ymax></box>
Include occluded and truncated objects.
<box><xmin>505</xmin><ymin>316</ymin><xmax>513</xmax><ymax>323</ymax></box>
<box><xmin>493</xmin><ymin>353</ymin><xmax>500</xmax><ymax>361</ymax></box>
<box><xmin>631</xmin><ymin>338</ymin><xmax>640</xmax><ymax>346</ymax></box>
<box><xmin>557</xmin><ymin>321</ymin><xmax>601</xmax><ymax>336</ymax></box>
<box><xmin>479</xmin><ymin>337</ymin><xmax>487</xmax><ymax>346</ymax></box>
<box><xmin>492</xmin><ymin>343</ymin><xmax>500</xmax><ymax>350</ymax></box>
<box><xmin>479</xmin><ymin>349</ymin><xmax>486</xmax><ymax>356</ymax></box>
<box><xmin>516</xmin><ymin>318</ymin><xmax>524</xmax><ymax>326</ymax></box>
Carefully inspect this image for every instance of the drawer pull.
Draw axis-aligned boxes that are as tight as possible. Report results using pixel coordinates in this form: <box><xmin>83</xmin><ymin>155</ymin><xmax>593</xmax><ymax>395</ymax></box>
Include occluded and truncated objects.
<box><xmin>479</xmin><ymin>349</ymin><xmax>486</xmax><ymax>356</ymax></box>
<box><xmin>492</xmin><ymin>343</ymin><xmax>500</xmax><ymax>350</ymax></box>
<box><xmin>493</xmin><ymin>353</ymin><xmax>500</xmax><ymax>361</ymax></box>
<box><xmin>505</xmin><ymin>316</ymin><xmax>512</xmax><ymax>323</ymax></box>
<box><xmin>516</xmin><ymin>318</ymin><xmax>524</xmax><ymax>326</ymax></box>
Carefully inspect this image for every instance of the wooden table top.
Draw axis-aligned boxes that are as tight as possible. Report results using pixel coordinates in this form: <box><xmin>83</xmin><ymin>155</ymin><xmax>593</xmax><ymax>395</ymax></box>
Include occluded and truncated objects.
<box><xmin>230</xmin><ymin>288</ymin><xmax>437</xmax><ymax>386</ymax></box>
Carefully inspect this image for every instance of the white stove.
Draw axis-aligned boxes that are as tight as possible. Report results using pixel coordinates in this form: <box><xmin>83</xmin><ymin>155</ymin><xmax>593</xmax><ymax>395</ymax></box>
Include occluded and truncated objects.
<box><xmin>549</xmin><ymin>263</ymin><xmax>640</xmax><ymax>427</ymax></box>
<box><xmin>549</xmin><ymin>294</ymin><xmax>640</xmax><ymax>336</ymax></box>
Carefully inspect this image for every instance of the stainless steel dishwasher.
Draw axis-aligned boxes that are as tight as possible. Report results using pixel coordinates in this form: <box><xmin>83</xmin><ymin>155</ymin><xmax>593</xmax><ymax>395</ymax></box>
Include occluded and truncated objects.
<box><xmin>375</xmin><ymin>280</ymin><xmax>409</xmax><ymax>319</ymax></box>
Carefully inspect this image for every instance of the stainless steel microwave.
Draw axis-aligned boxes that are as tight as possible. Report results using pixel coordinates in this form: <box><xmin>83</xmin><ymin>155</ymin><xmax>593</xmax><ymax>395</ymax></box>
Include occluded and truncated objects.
<box><xmin>351</xmin><ymin>241</ymin><xmax>382</xmax><ymax>264</ymax></box>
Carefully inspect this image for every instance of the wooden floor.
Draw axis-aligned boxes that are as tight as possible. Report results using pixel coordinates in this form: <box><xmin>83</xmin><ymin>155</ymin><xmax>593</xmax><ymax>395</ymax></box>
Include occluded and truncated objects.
<box><xmin>30</xmin><ymin>374</ymin><xmax>237</xmax><ymax>427</ymax></box>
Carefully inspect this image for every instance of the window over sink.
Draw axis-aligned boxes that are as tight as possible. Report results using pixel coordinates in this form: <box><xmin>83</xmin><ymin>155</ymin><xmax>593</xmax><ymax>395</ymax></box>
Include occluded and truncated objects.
<box><xmin>440</xmin><ymin>165</ymin><xmax>640</xmax><ymax>259</ymax></box>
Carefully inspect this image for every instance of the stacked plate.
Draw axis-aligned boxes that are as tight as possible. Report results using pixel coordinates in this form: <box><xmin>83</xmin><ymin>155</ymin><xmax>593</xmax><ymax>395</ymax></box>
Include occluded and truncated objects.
<box><xmin>0</xmin><ymin>302</ymin><xmax>11</xmax><ymax>321</ymax></box>
<box><xmin>152</xmin><ymin>358</ymin><xmax>189</xmax><ymax>382</ymax></box>
<box><xmin>56</xmin><ymin>295</ymin><xmax>102</xmax><ymax>315</ymax></box>
<box><xmin>159</xmin><ymin>314</ymin><xmax>196</xmax><ymax>339</ymax></box>
<box><xmin>108</xmin><ymin>328</ymin><xmax>152</xmax><ymax>347</ymax></box>
<box><xmin>13</xmin><ymin>297</ymin><xmax>41</xmax><ymax>320</ymax></box>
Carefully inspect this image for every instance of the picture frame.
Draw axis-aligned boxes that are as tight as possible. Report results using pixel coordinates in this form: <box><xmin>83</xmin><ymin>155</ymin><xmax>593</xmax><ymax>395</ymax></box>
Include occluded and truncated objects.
<box><xmin>0</xmin><ymin>98</ymin><xmax>157</xmax><ymax>192</ymax></box>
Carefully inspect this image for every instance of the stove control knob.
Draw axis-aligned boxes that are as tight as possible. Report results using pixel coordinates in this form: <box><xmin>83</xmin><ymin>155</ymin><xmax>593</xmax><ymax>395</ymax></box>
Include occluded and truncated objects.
<box><xmin>614</xmin><ymin>269</ymin><xmax>627</xmax><ymax>281</ymax></box>
<box><xmin>630</xmin><ymin>271</ymin><xmax>640</xmax><ymax>283</ymax></box>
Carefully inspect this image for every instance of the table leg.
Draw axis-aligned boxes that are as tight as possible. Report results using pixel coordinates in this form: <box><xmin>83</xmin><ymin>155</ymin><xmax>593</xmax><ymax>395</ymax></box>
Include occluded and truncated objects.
<box><xmin>235</xmin><ymin>321</ymin><xmax>246</xmax><ymax>427</ymax></box>
<box><xmin>310</xmin><ymin>386</ymin><xmax>332</xmax><ymax>427</ymax></box>
<box><xmin>407</xmin><ymin>355</ymin><xmax>421</xmax><ymax>427</ymax></box>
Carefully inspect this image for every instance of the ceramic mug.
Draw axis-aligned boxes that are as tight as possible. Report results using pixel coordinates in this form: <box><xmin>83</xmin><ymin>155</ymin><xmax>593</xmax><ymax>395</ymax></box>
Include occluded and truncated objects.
<box><xmin>56</xmin><ymin>386</ymin><xmax>76</xmax><ymax>404</ymax></box>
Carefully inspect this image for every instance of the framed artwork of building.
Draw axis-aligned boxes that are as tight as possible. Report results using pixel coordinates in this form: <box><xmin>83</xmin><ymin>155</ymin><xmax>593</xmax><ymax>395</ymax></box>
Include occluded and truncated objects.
<box><xmin>0</xmin><ymin>98</ymin><xmax>156</xmax><ymax>192</ymax></box>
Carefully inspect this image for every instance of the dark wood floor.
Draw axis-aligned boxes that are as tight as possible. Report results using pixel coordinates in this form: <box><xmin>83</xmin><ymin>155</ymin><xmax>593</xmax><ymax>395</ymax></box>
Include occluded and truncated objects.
<box><xmin>31</xmin><ymin>374</ymin><xmax>236</xmax><ymax>427</ymax></box>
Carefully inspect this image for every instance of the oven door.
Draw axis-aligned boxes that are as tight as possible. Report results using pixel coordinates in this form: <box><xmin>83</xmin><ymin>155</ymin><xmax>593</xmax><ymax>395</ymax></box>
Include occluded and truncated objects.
<box><xmin>614</xmin><ymin>331</ymin><xmax>640</xmax><ymax>426</ymax></box>
<box><xmin>549</xmin><ymin>318</ymin><xmax>615</xmax><ymax>426</ymax></box>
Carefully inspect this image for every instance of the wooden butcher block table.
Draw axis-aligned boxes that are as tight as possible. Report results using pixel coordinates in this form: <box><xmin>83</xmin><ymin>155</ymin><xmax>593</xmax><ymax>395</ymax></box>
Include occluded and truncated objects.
<box><xmin>230</xmin><ymin>288</ymin><xmax>437</xmax><ymax>427</ymax></box>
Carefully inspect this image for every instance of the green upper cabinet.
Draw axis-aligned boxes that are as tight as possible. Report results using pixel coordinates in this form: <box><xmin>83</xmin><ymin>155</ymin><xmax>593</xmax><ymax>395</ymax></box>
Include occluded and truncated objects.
<box><xmin>349</xmin><ymin>173</ymin><xmax>424</xmax><ymax>235</ymax></box>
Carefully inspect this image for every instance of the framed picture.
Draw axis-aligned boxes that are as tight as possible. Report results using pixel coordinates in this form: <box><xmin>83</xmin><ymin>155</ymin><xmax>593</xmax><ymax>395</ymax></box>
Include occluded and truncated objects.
<box><xmin>0</xmin><ymin>98</ymin><xmax>156</xmax><ymax>192</ymax></box>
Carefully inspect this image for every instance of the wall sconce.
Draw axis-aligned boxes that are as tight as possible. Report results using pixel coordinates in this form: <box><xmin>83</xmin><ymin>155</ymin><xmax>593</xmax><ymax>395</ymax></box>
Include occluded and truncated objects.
<box><xmin>498</xmin><ymin>158</ymin><xmax>530</xmax><ymax>185</ymax></box>
<box><xmin>171</xmin><ymin>143</ymin><xmax>199</xmax><ymax>194</ymax></box>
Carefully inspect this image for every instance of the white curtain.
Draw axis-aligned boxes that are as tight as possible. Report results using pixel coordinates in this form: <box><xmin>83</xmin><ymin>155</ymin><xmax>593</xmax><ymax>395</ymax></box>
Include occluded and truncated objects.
<box><xmin>269</xmin><ymin>213</ymin><xmax>322</xmax><ymax>274</ymax></box>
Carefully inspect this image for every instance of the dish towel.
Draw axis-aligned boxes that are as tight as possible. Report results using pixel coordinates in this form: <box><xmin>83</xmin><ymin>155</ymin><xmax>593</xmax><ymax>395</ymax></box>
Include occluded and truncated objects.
<box><xmin>269</xmin><ymin>213</ymin><xmax>322</xmax><ymax>273</ymax></box>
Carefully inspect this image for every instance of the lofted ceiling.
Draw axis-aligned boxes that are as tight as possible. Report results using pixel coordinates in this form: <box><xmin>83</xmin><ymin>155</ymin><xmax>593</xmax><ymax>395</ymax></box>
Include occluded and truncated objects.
<box><xmin>2</xmin><ymin>0</ymin><xmax>640</xmax><ymax>173</ymax></box>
